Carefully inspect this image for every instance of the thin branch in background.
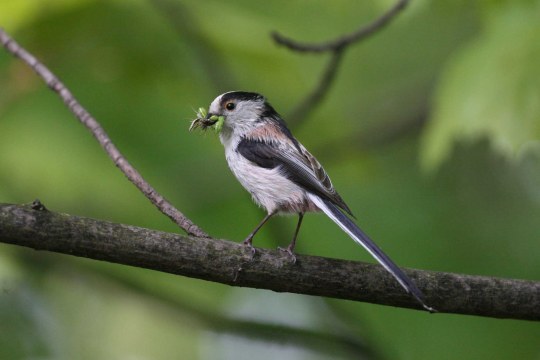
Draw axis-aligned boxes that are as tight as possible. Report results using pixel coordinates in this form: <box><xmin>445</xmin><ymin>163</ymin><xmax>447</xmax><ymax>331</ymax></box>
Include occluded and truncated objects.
<box><xmin>272</xmin><ymin>0</ymin><xmax>409</xmax><ymax>125</ymax></box>
<box><xmin>0</xmin><ymin>28</ymin><xmax>209</xmax><ymax>238</ymax></box>
<box><xmin>272</xmin><ymin>0</ymin><xmax>409</xmax><ymax>53</ymax></box>
<box><xmin>1</xmin><ymin>203</ymin><xmax>539</xmax><ymax>321</ymax></box>
<box><xmin>287</xmin><ymin>49</ymin><xmax>344</xmax><ymax>125</ymax></box>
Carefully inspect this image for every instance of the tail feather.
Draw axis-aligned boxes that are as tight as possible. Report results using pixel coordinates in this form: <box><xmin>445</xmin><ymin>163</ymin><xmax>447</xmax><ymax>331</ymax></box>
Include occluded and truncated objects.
<box><xmin>308</xmin><ymin>194</ymin><xmax>434</xmax><ymax>312</ymax></box>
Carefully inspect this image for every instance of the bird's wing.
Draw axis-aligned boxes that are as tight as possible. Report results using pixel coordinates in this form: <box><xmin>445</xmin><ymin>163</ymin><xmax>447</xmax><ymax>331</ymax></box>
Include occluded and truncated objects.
<box><xmin>237</xmin><ymin>137</ymin><xmax>353</xmax><ymax>216</ymax></box>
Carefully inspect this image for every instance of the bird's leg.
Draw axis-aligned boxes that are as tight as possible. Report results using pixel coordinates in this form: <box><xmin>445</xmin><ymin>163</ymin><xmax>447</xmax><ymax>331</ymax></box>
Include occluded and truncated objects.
<box><xmin>243</xmin><ymin>211</ymin><xmax>276</xmax><ymax>256</ymax></box>
<box><xmin>279</xmin><ymin>213</ymin><xmax>304</xmax><ymax>263</ymax></box>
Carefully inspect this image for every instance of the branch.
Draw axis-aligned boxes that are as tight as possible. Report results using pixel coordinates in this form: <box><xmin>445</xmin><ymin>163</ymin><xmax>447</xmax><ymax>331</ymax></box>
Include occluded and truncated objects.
<box><xmin>1</xmin><ymin>203</ymin><xmax>539</xmax><ymax>321</ymax></box>
<box><xmin>100</xmin><ymin>266</ymin><xmax>377</xmax><ymax>358</ymax></box>
<box><xmin>271</xmin><ymin>0</ymin><xmax>409</xmax><ymax>53</ymax></box>
<box><xmin>272</xmin><ymin>0</ymin><xmax>409</xmax><ymax>125</ymax></box>
<box><xmin>0</xmin><ymin>28</ymin><xmax>208</xmax><ymax>238</ymax></box>
<box><xmin>13</xmin><ymin>251</ymin><xmax>376</xmax><ymax>359</ymax></box>
<box><xmin>287</xmin><ymin>50</ymin><xmax>345</xmax><ymax>124</ymax></box>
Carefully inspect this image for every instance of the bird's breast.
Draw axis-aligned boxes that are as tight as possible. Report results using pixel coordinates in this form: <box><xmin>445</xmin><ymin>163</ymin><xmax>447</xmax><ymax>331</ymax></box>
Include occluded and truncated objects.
<box><xmin>225</xmin><ymin>147</ymin><xmax>316</xmax><ymax>214</ymax></box>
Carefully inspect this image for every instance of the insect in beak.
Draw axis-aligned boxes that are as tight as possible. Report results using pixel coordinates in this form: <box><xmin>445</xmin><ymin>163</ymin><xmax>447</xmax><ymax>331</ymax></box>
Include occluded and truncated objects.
<box><xmin>189</xmin><ymin>107</ymin><xmax>224</xmax><ymax>133</ymax></box>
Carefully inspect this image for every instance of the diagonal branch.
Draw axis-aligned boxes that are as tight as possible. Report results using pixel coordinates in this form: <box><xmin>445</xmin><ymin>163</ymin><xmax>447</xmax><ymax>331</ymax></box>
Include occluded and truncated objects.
<box><xmin>1</xmin><ymin>203</ymin><xmax>539</xmax><ymax>321</ymax></box>
<box><xmin>0</xmin><ymin>28</ymin><xmax>208</xmax><ymax>238</ymax></box>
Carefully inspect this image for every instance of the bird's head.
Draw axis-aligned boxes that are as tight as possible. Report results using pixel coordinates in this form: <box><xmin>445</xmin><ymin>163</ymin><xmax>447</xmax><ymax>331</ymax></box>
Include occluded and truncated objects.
<box><xmin>190</xmin><ymin>91</ymin><xmax>270</xmax><ymax>136</ymax></box>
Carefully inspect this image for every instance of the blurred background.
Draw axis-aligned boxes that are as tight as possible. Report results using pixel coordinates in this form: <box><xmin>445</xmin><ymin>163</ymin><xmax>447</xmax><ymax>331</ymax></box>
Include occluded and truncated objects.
<box><xmin>1</xmin><ymin>0</ymin><xmax>539</xmax><ymax>359</ymax></box>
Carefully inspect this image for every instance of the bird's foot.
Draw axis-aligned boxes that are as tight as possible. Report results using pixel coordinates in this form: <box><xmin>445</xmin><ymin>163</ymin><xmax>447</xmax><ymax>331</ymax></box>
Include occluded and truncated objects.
<box><xmin>242</xmin><ymin>237</ymin><xmax>256</xmax><ymax>260</ymax></box>
<box><xmin>278</xmin><ymin>246</ymin><xmax>297</xmax><ymax>264</ymax></box>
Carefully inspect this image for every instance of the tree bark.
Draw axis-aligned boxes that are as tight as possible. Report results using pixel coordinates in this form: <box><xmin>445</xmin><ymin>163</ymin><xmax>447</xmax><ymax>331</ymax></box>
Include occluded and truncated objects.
<box><xmin>1</xmin><ymin>203</ymin><xmax>539</xmax><ymax>321</ymax></box>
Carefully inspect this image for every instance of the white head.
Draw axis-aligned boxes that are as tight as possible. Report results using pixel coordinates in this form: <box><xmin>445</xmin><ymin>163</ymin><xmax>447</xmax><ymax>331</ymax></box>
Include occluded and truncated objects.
<box><xmin>206</xmin><ymin>91</ymin><xmax>270</xmax><ymax>137</ymax></box>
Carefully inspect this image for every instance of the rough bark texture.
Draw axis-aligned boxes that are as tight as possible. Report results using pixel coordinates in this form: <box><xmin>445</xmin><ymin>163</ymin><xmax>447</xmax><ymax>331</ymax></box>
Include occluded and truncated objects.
<box><xmin>1</xmin><ymin>203</ymin><xmax>539</xmax><ymax>321</ymax></box>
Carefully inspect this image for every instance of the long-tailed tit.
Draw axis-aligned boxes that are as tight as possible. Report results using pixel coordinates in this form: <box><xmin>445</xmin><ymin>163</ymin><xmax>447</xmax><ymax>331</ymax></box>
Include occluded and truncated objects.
<box><xmin>190</xmin><ymin>91</ymin><xmax>434</xmax><ymax>312</ymax></box>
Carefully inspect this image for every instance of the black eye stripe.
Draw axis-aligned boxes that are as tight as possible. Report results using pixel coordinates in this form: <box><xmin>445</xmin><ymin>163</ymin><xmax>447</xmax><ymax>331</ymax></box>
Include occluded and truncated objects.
<box><xmin>220</xmin><ymin>91</ymin><xmax>263</xmax><ymax>104</ymax></box>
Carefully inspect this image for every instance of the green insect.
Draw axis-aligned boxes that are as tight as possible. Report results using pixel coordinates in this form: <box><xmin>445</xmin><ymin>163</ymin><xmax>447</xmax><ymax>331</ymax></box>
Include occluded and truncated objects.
<box><xmin>213</xmin><ymin>115</ymin><xmax>225</xmax><ymax>133</ymax></box>
<box><xmin>196</xmin><ymin>107</ymin><xmax>207</xmax><ymax>118</ymax></box>
<box><xmin>189</xmin><ymin>107</ymin><xmax>224</xmax><ymax>133</ymax></box>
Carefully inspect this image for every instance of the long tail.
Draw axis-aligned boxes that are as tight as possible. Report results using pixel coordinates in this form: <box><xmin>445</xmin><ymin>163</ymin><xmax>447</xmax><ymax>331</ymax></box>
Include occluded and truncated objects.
<box><xmin>308</xmin><ymin>194</ymin><xmax>435</xmax><ymax>312</ymax></box>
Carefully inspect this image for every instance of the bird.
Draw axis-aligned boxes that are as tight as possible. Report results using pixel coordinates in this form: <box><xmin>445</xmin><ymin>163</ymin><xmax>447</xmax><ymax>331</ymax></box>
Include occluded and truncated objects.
<box><xmin>190</xmin><ymin>91</ymin><xmax>434</xmax><ymax>312</ymax></box>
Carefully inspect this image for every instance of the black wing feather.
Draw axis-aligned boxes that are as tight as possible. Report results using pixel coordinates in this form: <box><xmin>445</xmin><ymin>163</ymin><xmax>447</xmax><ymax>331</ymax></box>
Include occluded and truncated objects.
<box><xmin>237</xmin><ymin>137</ymin><xmax>353</xmax><ymax>216</ymax></box>
<box><xmin>236</xmin><ymin>139</ymin><xmax>279</xmax><ymax>169</ymax></box>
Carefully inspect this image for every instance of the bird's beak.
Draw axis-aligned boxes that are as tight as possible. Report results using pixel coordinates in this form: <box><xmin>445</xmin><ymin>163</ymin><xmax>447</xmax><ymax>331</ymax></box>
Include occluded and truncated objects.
<box><xmin>204</xmin><ymin>112</ymin><xmax>220</xmax><ymax>124</ymax></box>
<box><xmin>189</xmin><ymin>107</ymin><xmax>224</xmax><ymax>133</ymax></box>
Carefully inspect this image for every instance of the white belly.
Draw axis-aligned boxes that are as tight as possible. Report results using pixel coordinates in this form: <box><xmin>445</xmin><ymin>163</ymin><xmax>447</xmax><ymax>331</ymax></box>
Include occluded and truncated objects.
<box><xmin>225</xmin><ymin>148</ymin><xmax>311</xmax><ymax>214</ymax></box>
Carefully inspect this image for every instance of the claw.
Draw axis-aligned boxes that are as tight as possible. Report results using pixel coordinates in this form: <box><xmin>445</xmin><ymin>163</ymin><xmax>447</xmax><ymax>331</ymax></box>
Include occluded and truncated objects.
<box><xmin>278</xmin><ymin>246</ymin><xmax>297</xmax><ymax>264</ymax></box>
<box><xmin>243</xmin><ymin>237</ymin><xmax>256</xmax><ymax>260</ymax></box>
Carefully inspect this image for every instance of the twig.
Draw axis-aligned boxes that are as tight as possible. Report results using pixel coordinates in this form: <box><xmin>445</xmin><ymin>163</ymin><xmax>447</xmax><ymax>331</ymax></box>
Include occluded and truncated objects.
<box><xmin>272</xmin><ymin>0</ymin><xmax>409</xmax><ymax>125</ymax></box>
<box><xmin>1</xmin><ymin>203</ymin><xmax>539</xmax><ymax>321</ymax></box>
<box><xmin>287</xmin><ymin>49</ymin><xmax>345</xmax><ymax>124</ymax></box>
<box><xmin>271</xmin><ymin>0</ymin><xmax>409</xmax><ymax>53</ymax></box>
<box><xmin>0</xmin><ymin>28</ymin><xmax>209</xmax><ymax>238</ymax></box>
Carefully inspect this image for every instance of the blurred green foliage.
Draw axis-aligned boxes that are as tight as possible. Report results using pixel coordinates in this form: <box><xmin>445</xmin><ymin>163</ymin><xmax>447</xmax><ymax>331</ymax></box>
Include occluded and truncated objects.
<box><xmin>422</xmin><ymin>2</ymin><xmax>540</xmax><ymax>170</ymax></box>
<box><xmin>1</xmin><ymin>0</ymin><xmax>539</xmax><ymax>359</ymax></box>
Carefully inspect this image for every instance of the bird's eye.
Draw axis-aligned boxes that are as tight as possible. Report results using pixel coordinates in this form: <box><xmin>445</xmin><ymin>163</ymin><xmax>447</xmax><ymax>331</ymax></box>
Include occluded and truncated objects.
<box><xmin>225</xmin><ymin>102</ymin><xmax>236</xmax><ymax>111</ymax></box>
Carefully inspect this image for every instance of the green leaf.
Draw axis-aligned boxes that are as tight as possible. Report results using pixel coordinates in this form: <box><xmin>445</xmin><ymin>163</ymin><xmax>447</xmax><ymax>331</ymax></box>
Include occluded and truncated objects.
<box><xmin>421</xmin><ymin>3</ymin><xmax>540</xmax><ymax>171</ymax></box>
